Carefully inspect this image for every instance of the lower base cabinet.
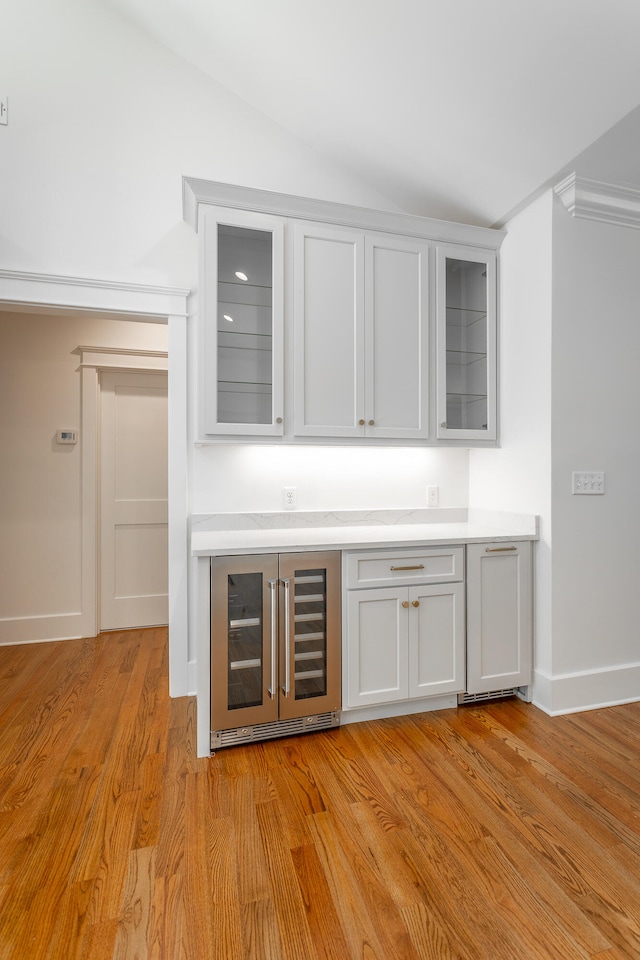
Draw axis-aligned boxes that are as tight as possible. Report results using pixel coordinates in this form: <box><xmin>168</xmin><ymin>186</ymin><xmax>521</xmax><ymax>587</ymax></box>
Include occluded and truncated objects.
<box><xmin>465</xmin><ymin>541</ymin><xmax>532</xmax><ymax>695</ymax></box>
<box><xmin>344</xmin><ymin>546</ymin><xmax>466</xmax><ymax>709</ymax></box>
<box><xmin>343</xmin><ymin>540</ymin><xmax>533</xmax><ymax>714</ymax></box>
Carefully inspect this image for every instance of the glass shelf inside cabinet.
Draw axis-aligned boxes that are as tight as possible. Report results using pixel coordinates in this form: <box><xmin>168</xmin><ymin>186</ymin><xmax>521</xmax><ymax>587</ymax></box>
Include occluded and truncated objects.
<box><xmin>218</xmin><ymin>225</ymin><xmax>273</xmax><ymax>425</ymax></box>
<box><xmin>292</xmin><ymin>569</ymin><xmax>328</xmax><ymax>701</ymax></box>
<box><xmin>226</xmin><ymin>572</ymin><xmax>264</xmax><ymax>710</ymax></box>
<box><xmin>445</xmin><ymin>258</ymin><xmax>488</xmax><ymax>431</ymax></box>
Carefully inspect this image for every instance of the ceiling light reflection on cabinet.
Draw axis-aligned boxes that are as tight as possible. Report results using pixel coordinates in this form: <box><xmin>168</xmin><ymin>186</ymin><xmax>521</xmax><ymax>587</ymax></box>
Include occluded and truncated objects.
<box><xmin>235</xmin><ymin>271</ymin><xmax>248</xmax><ymax>281</ymax></box>
<box><xmin>223</xmin><ymin>314</ymin><xmax>234</xmax><ymax>322</ymax></box>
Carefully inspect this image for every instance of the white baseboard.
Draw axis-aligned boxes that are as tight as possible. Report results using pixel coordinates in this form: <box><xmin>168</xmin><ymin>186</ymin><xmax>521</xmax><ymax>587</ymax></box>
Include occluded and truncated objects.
<box><xmin>0</xmin><ymin>612</ymin><xmax>86</xmax><ymax>645</ymax></box>
<box><xmin>341</xmin><ymin>694</ymin><xmax>458</xmax><ymax>725</ymax></box>
<box><xmin>532</xmin><ymin>661</ymin><xmax>640</xmax><ymax>716</ymax></box>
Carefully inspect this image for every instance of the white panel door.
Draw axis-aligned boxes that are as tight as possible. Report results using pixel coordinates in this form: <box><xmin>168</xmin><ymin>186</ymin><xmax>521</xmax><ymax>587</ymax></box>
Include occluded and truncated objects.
<box><xmin>466</xmin><ymin>542</ymin><xmax>532</xmax><ymax>694</ymax></box>
<box><xmin>346</xmin><ymin>588</ymin><xmax>408</xmax><ymax>707</ymax></box>
<box><xmin>408</xmin><ymin>583</ymin><xmax>465</xmax><ymax>698</ymax></box>
<box><xmin>100</xmin><ymin>370</ymin><xmax>168</xmax><ymax>631</ymax></box>
<box><xmin>293</xmin><ymin>223</ymin><xmax>365</xmax><ymax>437</ymax></box>
<box><xmin>365</xmin><ymin>235</ymin><xmax>429</xmax><ymax>439</ymax></box>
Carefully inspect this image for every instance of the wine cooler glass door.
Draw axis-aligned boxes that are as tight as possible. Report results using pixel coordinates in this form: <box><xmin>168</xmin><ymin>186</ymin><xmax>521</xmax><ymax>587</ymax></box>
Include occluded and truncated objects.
<box><xmin>278</xmin><ymin>551</ymin><xmax>341</xmax><ymax>721</ymax></box>
<box><xmin>211</xmin><ymin>554</ymin><xmax>279</xmax><ymax>730</ymax></box>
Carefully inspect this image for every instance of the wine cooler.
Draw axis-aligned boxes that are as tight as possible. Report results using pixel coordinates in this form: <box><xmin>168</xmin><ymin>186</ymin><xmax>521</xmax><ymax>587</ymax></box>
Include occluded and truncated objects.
<box><xmin>210</xmin><ymin>551</ymin><xmax>341</xmax><ymax>749</ymax></box>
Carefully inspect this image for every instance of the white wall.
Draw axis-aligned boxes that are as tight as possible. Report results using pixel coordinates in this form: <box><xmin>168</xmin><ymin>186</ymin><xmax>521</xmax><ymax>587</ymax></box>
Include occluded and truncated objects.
<box><xmin>192</xmin><ymin>443</ymin><xmax>469</xmax><ymax>515</ymax></box>
<box><xmin>471</xmin><ymin>182</ymin><xmax>640</xmax><ymax>714</ymax></box>
<box><xmin>550</xmin><ymin>197</ymin><xmax>640</xmax><ymax>698</ymax></box>
<box><xmin>1</xmin><ymin>0</ymin><xmax>401</xmax><ymax>289</ymax></box>
<box><xmin>469</xmin><ymin>191</ymin><xmax>553</xmax><ymax>678</ymax></box>
<box><xmin>0</xmin><ymin>309</ymin><xmax>167</xmax><ymax>644</ymax></box>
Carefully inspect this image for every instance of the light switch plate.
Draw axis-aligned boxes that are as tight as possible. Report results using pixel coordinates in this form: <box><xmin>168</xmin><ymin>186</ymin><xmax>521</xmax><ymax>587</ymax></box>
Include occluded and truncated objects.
<box><xmin>572</xmin><ymin>471</ymin><xmax>605</xmax><ymax>495</ymax></box>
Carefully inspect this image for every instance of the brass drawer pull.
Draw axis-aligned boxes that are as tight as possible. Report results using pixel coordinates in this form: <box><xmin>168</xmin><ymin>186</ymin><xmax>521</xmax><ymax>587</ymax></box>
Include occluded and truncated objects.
<box><xmin>401</xmin><ymin>600</ymin><xmax>409</xmax><ymax>608</ymax></box>
<box><xmin>485</xmin><ymin>546</ymin><xmax>517</xmax><ymax>553</ymax></box>
<box><xmin>390</xmin><ymin>564</ymin><xmax>425</xmax><ymax>571</ymax></box>
<box><xmin>412</xmin><ymin>600</ymin><xmax>420</xmax><ymax>608</ymax></box>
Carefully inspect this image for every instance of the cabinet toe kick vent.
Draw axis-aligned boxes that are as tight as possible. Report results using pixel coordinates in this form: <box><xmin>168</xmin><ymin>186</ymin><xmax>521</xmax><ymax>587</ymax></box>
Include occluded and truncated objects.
<box><xmin>458</xmin><ymin>688</ymin><xmax>518</xmax><ymax>705</ymax></box>
<box><xmin>211</xmin><ymin>711</ymin><xmax>340</xmax><ymax>751</ymax></box>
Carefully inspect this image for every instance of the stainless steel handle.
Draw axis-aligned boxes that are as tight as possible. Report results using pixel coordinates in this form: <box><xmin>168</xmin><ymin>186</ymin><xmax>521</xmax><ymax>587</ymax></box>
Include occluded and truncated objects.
<box><xmin>485</xmin><ymin>546</ymin><xmax>517</xmax><ymax>553</ymax></box>
<box><xmin>268</xmin><ymin>578</ymin><xmax>278</xmax><ymax>698</ymax></box>
<box><xmin>390</xmin><ymin>564</ymin><xmax>425</xmax><ymax>571</ymax></box>
<box><xmin>282</xmin><ymin>577</ymin><xmax>291</xmax><ymax>696</ymax></box>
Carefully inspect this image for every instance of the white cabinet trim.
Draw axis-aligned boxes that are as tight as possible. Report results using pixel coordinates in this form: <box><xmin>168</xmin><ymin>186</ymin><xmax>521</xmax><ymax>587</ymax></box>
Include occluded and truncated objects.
<box><xmin>184</xmin><ymin>178</ymin><xmax>504</xmax><ymax>250</ymax></box>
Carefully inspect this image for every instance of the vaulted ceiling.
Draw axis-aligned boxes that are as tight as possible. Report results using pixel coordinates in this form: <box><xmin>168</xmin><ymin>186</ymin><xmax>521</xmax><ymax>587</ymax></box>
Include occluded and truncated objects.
<box><xmin>104</xmin><ymin>0</ymin><xmax>640</xmax><ymax>226</ymax></box>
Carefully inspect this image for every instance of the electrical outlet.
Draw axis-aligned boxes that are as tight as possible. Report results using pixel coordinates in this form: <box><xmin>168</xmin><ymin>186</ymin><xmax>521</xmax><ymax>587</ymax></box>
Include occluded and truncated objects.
<box><xmin>426</xmin><ymin>486</ymin><xmax>439</xmax><ymax>507</ymax></box>
<box><xmin>283</xmin><ymin>486</ymin><xmax>297</xmax><ymax>510</ymax></box>
<box><xmin>0</xmin><ymin>97</ymin><xmax>7</xmax><ymax>126</ymax></box>
<box><xmin>572</xmin><ymin>471</ymin><xmax>605</xmax><ymax>495</ymax></box>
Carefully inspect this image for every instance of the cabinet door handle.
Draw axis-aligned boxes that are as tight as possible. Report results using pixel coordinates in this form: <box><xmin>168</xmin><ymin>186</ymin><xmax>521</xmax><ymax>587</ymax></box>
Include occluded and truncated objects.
<box><xmin>358</xmin><ymin>419</ymin><xmax>365</xmax><ymax>426</ymax></box>
<box><xmin>282</xmin><ymin>577</ymin><xmax>291</xmax><ymax>697</ymax></box>
<box><xmin>268</xmin><ymin>578</ymin><xmax>278</xmax><ymax>699</ymax></box>
<box><xmin>401</xmin><ymin>600</ymin><xmax>409</xmax><ymax>608</ymax></box>
<box><xmin>368</xmin><ymin>419</ymin><xmax>375</xmax><ymax>426</ymax></box>
<box><xmin>485</xmin><ymin>546</ymin><xmax>517</xmax><ymax>553</ymax></box>
<box><xmin>412</xmin><ymin>600</ymin><xmax>420</xmax><ymax>608</ymax></box>
<box><xmin>276</xmin><ymin>417</ymin><xmax>283</xmax><ymax>424</ymax></box>
<box><xmin>390</xmin><ymin>564</ymin><xmax>425</xmax><ymax>571</ymax></box>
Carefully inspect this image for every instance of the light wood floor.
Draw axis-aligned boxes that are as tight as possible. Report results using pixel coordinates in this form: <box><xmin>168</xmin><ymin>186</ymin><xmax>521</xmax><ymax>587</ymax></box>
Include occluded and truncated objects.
<box><xmin>1</xmin><ymin>629</ymin><xmax>640</xmax><ymax>959</ymax></box>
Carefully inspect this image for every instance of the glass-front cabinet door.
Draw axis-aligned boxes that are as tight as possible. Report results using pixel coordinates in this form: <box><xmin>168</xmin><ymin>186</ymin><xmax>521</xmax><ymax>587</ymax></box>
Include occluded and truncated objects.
<box><xmin>201</xmin><ymin>206</ymin><xmax>284</xmax><ymax>436</ymax></box>
<box><xmin>436</xmin><ymin>245</ymin><xmax>496</xmax><ymax>441</ymax></box>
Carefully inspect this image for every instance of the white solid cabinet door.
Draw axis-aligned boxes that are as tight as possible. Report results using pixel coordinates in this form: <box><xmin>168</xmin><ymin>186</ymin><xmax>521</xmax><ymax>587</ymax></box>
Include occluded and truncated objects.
<box><xmin>408</xmin><ymin>583</ymin><xmax>465</xmax><ymax>698</ymax></box>
<box><xmin>293</xmin><ymin>223</ymin><xmax>365</xmax><ymax>437</ymax></box>
<box><xmin>465</xmin><ymin>542</ymin><xmax>532</xmax><ymax>694</ymax></box>
<box><xmin>100</xmin><ymin>370</ymin><xmax>168</xmax><ymax>631</ymax></box>
<box><xmin>346</xmin><ymin>588</ymin><xmax>408</xmax><ymax>707</ymax></box>
<box><xmin>365</xmin><ymin>235</ymin><xmax>429</xmax><ymax>439</ymax></box>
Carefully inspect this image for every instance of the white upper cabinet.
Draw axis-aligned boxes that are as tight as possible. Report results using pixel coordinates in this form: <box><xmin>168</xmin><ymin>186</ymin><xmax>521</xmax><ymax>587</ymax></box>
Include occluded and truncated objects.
<box><xmin>293</xmin><ymin>224</ymin><xmax>429</xmax><ymax>440</ymax></box>
<box><xmin>183</xmin><ymin>178</ymin><xmax>503</xmax><ymax>445</ymax></box>
<box><xmin>200</xmin><ymin>206</ymin><xmax>284</xmax><ymax>436</ymax></box>
<box><xmin>436</xmin><ymin>245</ymin><xmax>497</xmax><ymax>441</ymax></box>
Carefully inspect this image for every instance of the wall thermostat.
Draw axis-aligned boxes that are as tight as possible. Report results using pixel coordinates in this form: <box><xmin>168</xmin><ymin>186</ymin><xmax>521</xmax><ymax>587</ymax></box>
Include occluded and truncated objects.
<box><xmin>56</xmin><ymin>430</ymin><xmax>78</xmax><ymax>445</ymax></box>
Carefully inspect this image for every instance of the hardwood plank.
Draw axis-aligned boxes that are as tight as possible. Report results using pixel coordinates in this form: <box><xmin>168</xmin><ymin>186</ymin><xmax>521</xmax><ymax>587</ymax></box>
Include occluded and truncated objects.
<box><xmin>290</xmin><ymin>842</ymin><xmax>352</xmax><ymax>960</ymax></box>
<box><xmin>255</xmin><ymin>798</ymin><xmax>318</xmax><ymax>960</ymax></box>
<box><xmin>306</xmin><ymin>810</ymin><xmax>391</xmax><ymax>960</ymax></box>
<box><xmin>112</xmin><ymin>846</ymin><xmax>156</xmax><ymax>960</ymax></box>
<box><xmin>241</xmin><ymin>899</ymin><xmax>282</xmax><ymax>960</ymax></box>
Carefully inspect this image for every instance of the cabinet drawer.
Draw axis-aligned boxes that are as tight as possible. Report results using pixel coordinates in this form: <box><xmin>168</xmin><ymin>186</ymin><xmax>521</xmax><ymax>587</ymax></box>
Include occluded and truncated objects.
<box><xmin>345</xmin><ymin>546</ymin><xmax>464</xmax><ymax>588</ymax></box>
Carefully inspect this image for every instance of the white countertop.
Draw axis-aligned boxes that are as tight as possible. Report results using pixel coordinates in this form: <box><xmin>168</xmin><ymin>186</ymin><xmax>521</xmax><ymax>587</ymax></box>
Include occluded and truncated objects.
<box><xmin>191</xmin><ymin>509</ymin><xmax>538</xmax><ymax>556</ymax></box>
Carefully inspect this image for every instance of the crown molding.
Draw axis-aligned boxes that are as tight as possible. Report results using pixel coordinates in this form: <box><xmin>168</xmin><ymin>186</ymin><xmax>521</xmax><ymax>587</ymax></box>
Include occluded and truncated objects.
<box><xmin>554</xmin><ymin>173</ymin><xmax>640</xmax><ymax>230</ymax></box>
<box><xmin>183</xmin><ymin>177</ymin><xmax>505</xmax><ymax>251</ymax></box>
<box><xmin>0</xmin><ymin>269</ymin><xmax>190</xmax><ymax>319</ymax></box>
